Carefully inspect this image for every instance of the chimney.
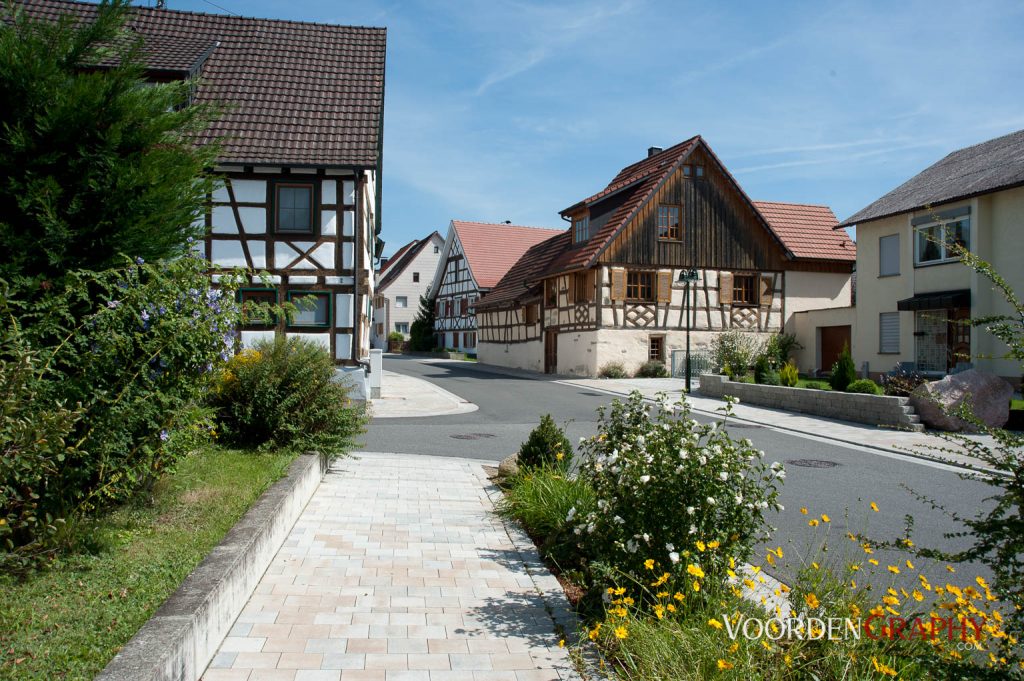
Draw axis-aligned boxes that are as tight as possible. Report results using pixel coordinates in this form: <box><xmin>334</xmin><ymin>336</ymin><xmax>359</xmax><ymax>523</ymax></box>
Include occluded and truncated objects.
<box><xmin>647</xmin><ymin>146</ymin><xmax>663</xmax><ymax>158</ymax></box>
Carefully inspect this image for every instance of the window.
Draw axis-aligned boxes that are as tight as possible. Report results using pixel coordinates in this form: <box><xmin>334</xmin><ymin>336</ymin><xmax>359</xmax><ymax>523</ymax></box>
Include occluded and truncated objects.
<box><xmin>573</xmin><ymin>272</ymin><xmax>592</xmax><ymax>302</ymax></box>
<box><xmin>732</xmin><ymin>274</ymin><xmax>758</xmax><ymax>306</ymax></box>
<box><xmin>463</xmin><ymin>332</ymin><xmax>476</xmax><ymax>348</ymax></box>
<box><xmin>682</xmin><ymin>164</ymin><xmax>704</xmax><ymax>178</ymax></box>
<box><xmin>444</xmin><ymin>299</ymin><xmax>453</xmax><ymax>317</ymax></box>
<box><xmin>459</xmin><ymin>298</ymin><xmax>468</xmax><ymax>316</ymax></box>
<box><xmin>275</xmin><ymin>183</ymin><xmax>314</xmax><ymax>232</ymax></box>
<box><xmin>657</xmin><ymin>204</ymin><xmax>681</xmax><ymax>240</ymax></box>
<box><xmin>436</xmin><ymin>300</ymin><xmax>443</xmax><ymax>317</ymax></box>
<box><xmin>626</xmin><ymin>271</ymin><xmax>655</xmax><ymax>301</ymax></box>
<box><xmin>879</xmin><ymin>312</ymin><xmax>900</xmax><ymax>353</ymax></box>
<box><xmin>287</xmin><ymin>291</ymin><xmax>330</xmax><ymax>327</ymax></box>
<box><xmin>239</xmin><ymin>288</ymin><xmax>276</xmax><ymax>325</ymax></box>
<box><xmin>395</xmin><ymin>296</ymin><xmax>408</xmax><ymax>308</ymax></box>
<box><xmin>434</xmin><ymin>245</ymin><xmax>440</xmax><ymax>253</ymax></box>
<box><xmin>649</xmin><ymin>336</ymin><xmax>665</xmax><ymax>362</ymax></box>
<box><xmin>525</xmin><ymin>304</ymin><xmax>539</xmax><ymax>324</ymax></box>
<box><xmin>545</xmin><ymin>279</ymin><xmax>557</xmax><ymax>306</ymax></box>
<box><xmin>413</xmin><ymin>272</ymin><xmax>420</xmax><ymax>283</ymax></box>
<box><xmin>879</xmin><ymin>234</ymin><xmax>900</xmax><ymax>276</ymax></box>
<box><xmin>915</xmin><ymin>217</ymin><xmax>970</xmax><ymax>265</ymax></box>
<box><xmin>695</xmin><ymin>165</ymin><xmax>704</xmax><ymax>178</ymax></box>
<box><xmin>395</xmin><ymin>322</ymin><xmax>409</xmax><ymax>335</ymax></box>
<box><xmin>573</xmin><ymin>214</ymin><xmax>590</xmax><ymax>243</ymax></box>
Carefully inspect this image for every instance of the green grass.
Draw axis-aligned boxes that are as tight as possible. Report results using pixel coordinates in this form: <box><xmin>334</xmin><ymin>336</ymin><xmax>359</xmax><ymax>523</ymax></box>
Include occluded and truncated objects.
<box><xmin>0</xmin><ymin>446</ymin><xmax>296</xmax><ymax>680</ymax></box>
<box><xmin>795</xmin><ymin>378</ymin><xmax>831</xmax><ymax>390</ymax></box>
<box><xmin>1012</xmin><ymin>398</ymin><xmax>1024</xmax><ymax>410</ymax></box>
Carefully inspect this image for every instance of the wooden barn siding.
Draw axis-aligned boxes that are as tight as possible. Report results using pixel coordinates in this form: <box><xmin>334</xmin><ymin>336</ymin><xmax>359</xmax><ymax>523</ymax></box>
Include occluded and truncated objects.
<box><xmin>600</xmin><ymin>147</ymin><xmax>788</xmax><ymax>272</ymax></box>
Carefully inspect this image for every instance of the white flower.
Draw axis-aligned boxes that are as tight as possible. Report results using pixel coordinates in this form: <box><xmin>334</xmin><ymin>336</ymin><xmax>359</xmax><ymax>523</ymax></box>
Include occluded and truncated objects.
<box><xmin>642</xmin><ymin>533</ymin><xmax>650</xmax><ymax>543</ymax></box>
<box><xmin>719</xmin><ymin>471</ymin><xmax>729</xmax><ymax>481</ymax></box>
<box><xmin>665</xmin><ymin>543</ymin><xmax>675</xmax><ymax>551</ymax></box>
<box><xmin>776</xmin><ymin>503</ymin><xmax>785</xmax><ymax>511</ymax></box>
<box><xmin>735</xmin><ymin>494</ymin><xmax>743</xmax><ymax>504</ymax></box>
<box><xmin>566</xmin><ymin>507</ymin><xmax>577</xmax><ymax>522</ymax></box>
<box><xmin>706</xmin><ymin>496</ymin><xmax>716</xmax><ymax>505</ymax></box>
<box><xmin>613</xmin><ymin>515</ymin><xmax>625</xmax><ymax>525</ymax></box>
<box><xmin>689</xmin><ymin>524</ymin><xmax>697</xmax><ymax>534</ymax></box>
<box><xmin>775</xmin><ymin>469</ymin><xmax>786</xmax><ymax>480</ymax></box>
<box><xmin>626</xmin><ymin>539</ymin><xmax>639</xmax><ymax>553</ymax></box>
<box><xmin>669</xmin><ymin>551</ymin><xmax>680</xmax><ymax>564</ymax></box>
<box><xmin>698</xmin><ymin>455</ymin><xmax>707</xmax><ymax>465</ymax></box>
<box><xmin>686</xmin><ymin>506</ymin><xmax>695</xmax><ymax>515</ymax></box>
<box><xmin>639</xmin><ymin>475</ymin><xmax>651</xmax><ymax>484</ymax></box>
<box><xmin>597</xmin><ymin>499</ymin><xmax>608</xmax><ymax>510</ymax></box>
<box><xmin>770</xmin><ymin>461</ymin><xmax>782</xmax><ymax>471</ymax></box>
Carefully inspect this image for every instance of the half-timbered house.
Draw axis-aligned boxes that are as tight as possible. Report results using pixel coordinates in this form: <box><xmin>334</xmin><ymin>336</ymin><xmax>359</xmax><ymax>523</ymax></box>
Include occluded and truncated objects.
<box><xmin>430</xmin><ymin>221</ymin><xmax>562</xmax><ymax>353</ymax></box>
<box><xmin>24</xmin><ymin>0</ymin><xmax>386</xmax><ymax>365</ymax></box>
<box><xmin>476</xmin><ymin>136</ymin><xmax>856</xmax><ymax>375</ymax></box>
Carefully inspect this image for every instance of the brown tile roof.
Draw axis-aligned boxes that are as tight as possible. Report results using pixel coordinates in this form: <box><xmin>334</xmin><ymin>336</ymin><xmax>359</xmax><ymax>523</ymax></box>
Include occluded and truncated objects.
<box><xmin>753</xmin><ymin>201</ymin><xmax>856</xmax><ymax>261</ymax></box>
<box><xmin>452</xmin><ymin>221</ymin><xmax>564</xmax><ymax>290</ymax></box>
<box><xmin>838</xmin><ymin>127</ymin><xmax>1024</xmax><ymax>227</ymax></box>
<box><xmin>476</xmin><ymin>230</ymin><xmax>570</xmax><ymax>310</ymax></box>
<box><xmin>379</xmin><ymin>239</ymin><xmax>419</xmax><ymax>276</ymax></box>
<box><xmin>20</xmin><ymin>0</ymin><xmax>386</xmax><ymax>167</ymax></box>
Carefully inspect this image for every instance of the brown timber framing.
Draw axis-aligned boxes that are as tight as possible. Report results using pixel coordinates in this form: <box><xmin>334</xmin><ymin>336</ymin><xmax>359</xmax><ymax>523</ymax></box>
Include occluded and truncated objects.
<box><xmin>204</xmin><ymin>167</ymin><xmax>364</xmax><ymax>364</ymax></box>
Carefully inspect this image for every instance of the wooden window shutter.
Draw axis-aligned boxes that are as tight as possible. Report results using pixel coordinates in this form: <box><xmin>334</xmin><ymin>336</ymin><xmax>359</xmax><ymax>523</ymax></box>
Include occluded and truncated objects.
<box><xmin>719</xmin><ymin>272</ymin><xmax>733</xmax><ymax>305</ymax></box>
<box><xmin>656</xmin><ymin>270</ymin><xmax>672</xmax><ymax>303</ymax></box>
<box><xmin>610</xmin><ymin>268</ymin><xmax>626</xmax><ymax>300</ymax></box>
<box><xmin>760</xmin><ymin>275</ymin><xmax>774</xmax><ymax>307</ymax></box>
<box><xmin>566</xmin><ymin>275</ymin><xmax>575</xmax><ymax>305</ymax></box>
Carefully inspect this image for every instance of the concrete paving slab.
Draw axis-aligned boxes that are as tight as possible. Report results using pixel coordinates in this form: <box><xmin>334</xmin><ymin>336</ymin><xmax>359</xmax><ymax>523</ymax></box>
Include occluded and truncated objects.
<box><xmin>372</xmin><ymin>371</ymin><xmax>478</xmax><ymax>419</ymax></box>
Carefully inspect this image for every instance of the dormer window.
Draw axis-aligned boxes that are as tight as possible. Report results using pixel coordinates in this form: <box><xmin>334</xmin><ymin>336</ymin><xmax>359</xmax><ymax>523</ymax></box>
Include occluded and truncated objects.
<box><xmin>573</xmin><ymin>214</ymin><xmax>590</xmax><ymax>243</ymax></box>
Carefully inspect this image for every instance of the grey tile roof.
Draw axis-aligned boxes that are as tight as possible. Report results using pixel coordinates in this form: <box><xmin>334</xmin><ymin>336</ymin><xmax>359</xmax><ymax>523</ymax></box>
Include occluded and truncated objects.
<box><xmin>838</xmin><ymin>128</ymin><xmax>1024</xmax><ymax>227</ymax></box>
<box><xmin>19</xmin><ymin>0</ymin><xmax>386</xmax><ymax>168</ymax></box>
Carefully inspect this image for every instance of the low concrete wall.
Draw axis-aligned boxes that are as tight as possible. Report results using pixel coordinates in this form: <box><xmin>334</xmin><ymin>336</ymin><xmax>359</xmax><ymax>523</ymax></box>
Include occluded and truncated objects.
<box><xmin>96</xmin><ymin>452</ymin><xmax>329</xmax><ymax>681</ymax></box>
<box><xmin>699</xmin><ymin>374</ymin><xmax>921</xmax><ymax>430</ymax></box>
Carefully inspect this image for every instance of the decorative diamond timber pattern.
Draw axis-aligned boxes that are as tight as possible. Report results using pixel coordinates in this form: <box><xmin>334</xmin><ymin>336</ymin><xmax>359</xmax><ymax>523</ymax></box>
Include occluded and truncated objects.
<box><xmin>625</xmin><ymin>304</ymin><xmax>656</xmax><ymax>328</ymax></box>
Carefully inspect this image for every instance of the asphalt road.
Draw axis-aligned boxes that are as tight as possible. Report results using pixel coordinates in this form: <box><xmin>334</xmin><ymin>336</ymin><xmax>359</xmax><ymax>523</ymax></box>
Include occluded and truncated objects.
<box><xmin>361</xmin><ymin>356</ymin><xmax>996</xmax><ymax>591</ymax></box>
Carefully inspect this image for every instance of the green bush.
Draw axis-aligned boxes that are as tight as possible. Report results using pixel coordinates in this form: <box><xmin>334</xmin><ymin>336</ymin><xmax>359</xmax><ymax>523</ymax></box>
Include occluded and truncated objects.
<box><xmin>779</xmin><ymin>360</ymin><xmax>799</xmax><ymax>387</ymax></box>
<box><xmin>387</xmin><ymin>331</ymin><xmax>404</xmax><ymax>342</ymax></box>
<box><xmin>762</xmin><ymin>333</ymin><xmax>802</xmax><ymax>367</ymax></box>
<box><xmin>495</xmin><ymin>468</ymin><xmax>595</xmax><ymax>568</ymax></box>
<box><xmin>753</xmin><ymin>355</ymin><xmax>780</xmax><ymax>385</ymax></box>
<box><xmin>575</xmin><ymin>392</ymin><xmax>783</xmax><ymax>584</ymax></box>
<box><xmin>518</xmin><ymin>414</ymin><xmax>572</xmax><ymax>470</ymax></box>
<box><xmin>710</xmin><ymin>330</ymin><xmax>762</xmax><ymax>374</ymax></box>
<box><xmin>634</xmin><ymin>360</ymin><xmax>669</xmax><ymax>378</ymax></box>
<box><xmin>846</xmin><ymin>378</ymin><xmax>881</xmax><ymax>395</ymax></box>
<box><xmin>598</xmin><ymin>361</ymin><xmax>628</xmax><ymax>379</ymax></box>
<box><xmin>829</xmin><ymin>343</ymin><xmax>857</xmax><ymax>392</ymax></box>
<box><xmin>1</xmin><ymin>256</ymin><xmax>240</xmax><ymax>571</ymax></box>
<box><xmin>208</xmin><ymin>336</ymin><xmax>365</xmax><ymax>454</ymax></box>
<box><xmin>803</xmin><ymin>380</ymin><xmax>831</xmax><ymax>390</ymax></box>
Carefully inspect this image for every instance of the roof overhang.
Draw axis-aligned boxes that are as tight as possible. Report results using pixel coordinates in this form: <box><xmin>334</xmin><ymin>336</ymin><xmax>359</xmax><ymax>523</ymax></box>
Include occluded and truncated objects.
<box><xmin>897</xmin><ymin>289</ymin><xmax>970</xmax><ymax>311</ymax></box>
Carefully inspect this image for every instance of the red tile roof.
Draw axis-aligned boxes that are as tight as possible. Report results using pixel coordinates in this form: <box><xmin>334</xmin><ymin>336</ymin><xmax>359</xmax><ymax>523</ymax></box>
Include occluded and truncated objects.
<box><xmin>452</xmin><ymin>221</ymin><xmax>564</xmax><ymax>290</ymax></box>
<box><xmin>20</xmin><ymin>0</ymin><xmax>386</xmax><ymax>167</ymax></box>
<box><xmin>753</xmin><ymin>201</ymin><xmax>856</xmax><ymax>261</ymax></box>
<box><xmin>379</xmin><ymin>239</ymin><xmax>419</xmax><ymax>275</ymax></box>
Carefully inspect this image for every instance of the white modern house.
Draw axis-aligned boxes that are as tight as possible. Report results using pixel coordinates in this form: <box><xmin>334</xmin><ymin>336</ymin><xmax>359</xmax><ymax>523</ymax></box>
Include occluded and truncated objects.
<box><xmin>371</xmin><ymin>232</ymin><xmax>444</xmax><ymax>348</ymax></box>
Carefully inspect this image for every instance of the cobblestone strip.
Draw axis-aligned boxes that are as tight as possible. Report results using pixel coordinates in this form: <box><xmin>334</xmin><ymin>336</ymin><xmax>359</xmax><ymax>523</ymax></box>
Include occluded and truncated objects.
<box><xmin>202</xmin><ymin>452</ymin><xmax>578</xmax><ymax>681</ymax></box>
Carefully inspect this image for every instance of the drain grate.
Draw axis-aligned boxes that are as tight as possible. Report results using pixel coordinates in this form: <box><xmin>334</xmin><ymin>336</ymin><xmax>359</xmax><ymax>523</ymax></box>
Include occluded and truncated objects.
<box><xmin>450</xmin><ymin>433</ymin><xmax>497</xmax><ymax>440</ymax></box>
<box><xmin>786</xmin><ymin>459</ymin><xmax>840</xmax><ymax>468</ymax></box>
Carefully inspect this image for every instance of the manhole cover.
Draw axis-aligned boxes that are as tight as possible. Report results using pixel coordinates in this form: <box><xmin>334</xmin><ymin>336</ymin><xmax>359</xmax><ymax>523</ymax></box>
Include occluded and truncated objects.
<box><xmin>786</xmin><ymin>459</ymin><xmax>840</xmax><ymax>468</ymax></box>
<box><xmin>450</xmin><ymin>433</ymin><xmax>497</xmax><ymax>440</ymax></box>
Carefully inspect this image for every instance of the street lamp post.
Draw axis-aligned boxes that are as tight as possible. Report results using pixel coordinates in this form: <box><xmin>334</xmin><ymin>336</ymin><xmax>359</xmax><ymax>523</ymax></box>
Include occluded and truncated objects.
<box><xmin>678</xmin><ymin>268</ymin><xmax>699</xmax><ymax>393</ymax></box>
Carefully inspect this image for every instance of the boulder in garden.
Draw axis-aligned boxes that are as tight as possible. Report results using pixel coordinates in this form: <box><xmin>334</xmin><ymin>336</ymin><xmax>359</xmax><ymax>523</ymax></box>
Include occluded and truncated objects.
<box><xmin>909</xmin><ymin>369</ymin><xmax>1013</xmax><ymax>431</ymax></box>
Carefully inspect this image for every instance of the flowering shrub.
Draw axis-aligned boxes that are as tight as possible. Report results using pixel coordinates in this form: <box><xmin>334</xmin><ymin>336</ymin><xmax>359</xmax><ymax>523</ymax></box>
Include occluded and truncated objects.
<box><xmin>710</xmin><ymin>330</ymin><xmax>762</xmax><ymax>374</ymax></box>
<box><xmin>1</xmin><ymin>252</ymin><xmax>242</xmax><ymax>569</ymax></box>
<box><xmin>573</xmin><ymin>391</ymin><xmax>784</xmax><ymax>585</ymax></box>
<box><xmin>208</xmin><ymin>335</ymin><xmax>365</xmax><ymax>454</ymax></box>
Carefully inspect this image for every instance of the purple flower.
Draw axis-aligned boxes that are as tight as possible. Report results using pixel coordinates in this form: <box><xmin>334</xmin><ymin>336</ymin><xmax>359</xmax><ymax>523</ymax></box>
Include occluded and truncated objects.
<box><xmin>140</xmin><ymin>309</ymin><xmax>150</xmax><ymax>322</ymax></box>
<box><xmin>186</xmin><ymin>236</ymin><xmax>195</xmax><ymax>244</ymax></box>
<box><xmin>107</xmin><ymin>300</ymin><xmax>120</xmax><ymax>308</ymax></box>
<box><xmin>135</xmin><ymin>256</ymin><xmax>145</xmax><ymax>265</ymax></box>
<box><xmin>159</xmin><ymin>429</ymin><xmax>169</xmax><ymax>442</ymax></box>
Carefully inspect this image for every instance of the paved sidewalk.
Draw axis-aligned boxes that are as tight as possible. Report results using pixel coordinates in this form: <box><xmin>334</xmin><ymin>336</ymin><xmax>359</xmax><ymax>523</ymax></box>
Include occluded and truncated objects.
<box><xmin>202</xmin><ymin>452</ymin><xmax>578</xmax><ymax>681</ymax></box>
<box><xmin>372</xmin><ymin>371</ymin><xmax>479</xmax><ymax>419</ymax></box>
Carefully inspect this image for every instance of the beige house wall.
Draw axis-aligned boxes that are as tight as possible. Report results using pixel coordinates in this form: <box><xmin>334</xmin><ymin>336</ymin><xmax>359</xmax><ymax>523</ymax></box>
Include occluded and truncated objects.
<box><xmin>851</xmin><ymin>188</ymin><xmax>1023</xmax><ymax>383</ymax></box>
<box><xmin>477</xmin><ymin>340</ymin><xmax>544</xmax><ymax>373</ymax></box>
<box><xmin>783</xmin><ymin>270</ymin><xmax>852</xmax><ymax>328</ymax></box>
<box><xmin>791</xmin><ymin>306</ymin><xmax>855</xmax><ymax>374</ymax></box>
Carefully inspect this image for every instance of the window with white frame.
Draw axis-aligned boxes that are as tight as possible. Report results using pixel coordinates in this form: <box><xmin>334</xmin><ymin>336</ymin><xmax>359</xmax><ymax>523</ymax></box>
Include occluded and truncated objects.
<box><xmin>395</xmin><ymin>322</ymin><xmax>409</xmax><ymax>334</ymax></box>
<box><xmin>395</xmin><ymin>296</ymin><xmax>408</xmax><ymax>308</ymax></box>
<box><xmin>879</xmin><ymin>312</ymin><xmax>900</xmax><ymax>353</ymax></box>
<box><xmin>914</xmin><ymin>214</ymin><xmax>969</xmax><ymax>265</ymax></box>
<box><xmin>879</xmin><ymin>234</ymin><xmax>900</xmax><ymax>276</ymax></box>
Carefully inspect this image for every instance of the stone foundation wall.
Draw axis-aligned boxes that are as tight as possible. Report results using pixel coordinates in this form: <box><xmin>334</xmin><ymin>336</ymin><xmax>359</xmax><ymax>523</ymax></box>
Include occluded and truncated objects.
<box><xmin>699</xmin><ymin>374</ymin><xmax>922</xmax><ymax>430</ymax></box>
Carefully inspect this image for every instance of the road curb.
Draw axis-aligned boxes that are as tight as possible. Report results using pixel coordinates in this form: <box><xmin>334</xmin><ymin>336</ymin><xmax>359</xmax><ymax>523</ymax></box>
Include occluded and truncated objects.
<box><xmin>96</xmin><ymin>451</ymin><xmax>329</xmax><ymax>681</ymax></box>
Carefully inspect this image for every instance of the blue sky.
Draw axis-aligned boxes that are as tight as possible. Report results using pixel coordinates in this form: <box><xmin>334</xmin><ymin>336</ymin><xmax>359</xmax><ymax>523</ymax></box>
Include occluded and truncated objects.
<box><xmin>173</xmin><ymin>0</ymin><xmax>1024</xmax><ymax>256</ymax></box>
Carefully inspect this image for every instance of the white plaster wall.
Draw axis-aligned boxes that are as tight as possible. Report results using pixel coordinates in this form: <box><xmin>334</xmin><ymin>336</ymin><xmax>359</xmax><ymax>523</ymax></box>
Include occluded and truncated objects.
<box><xmin>321</xmin><ymin>209</ymin><xmax>337</xmax><ymax>236</ymax></box>
<box><xmin>211</xmin><ymin>205</ymin><xmax>237</xmax><ymax>234</ymax></box>
<box><xmin>321</xmin><ymin>179</ymin><xmax>337</xmax><ymax>205</ymax></box>
<box><xmin>335</xmin><ymin>333</ymin><xmax>353</xmax><ymax>360</ymax></box>
<box><xmin>238</xmin><ymin>206</ymin><xmax>266</xmax><ymax>234</ymax></box>
<box><xmin>556</xmin><ymin>331</ymin><xmax>600</xmax><ymax>376</ymax></box>
<box><xmin>240</xmin><ymin>330</ymin><xmax>276</xmax><ymax>349</ymax></box>
<box><xmin>211</xmin><ymin>240</ymin><xmax>247</xmax><ymax>268</ymax></box>
<box><xmin>342</xmin><ymin>243</ymin><xmax>354</xmax><ymax>269</ymax></box>
<box><xmin>479</xmin><ymin>340</ymin><xmax>544</xmax><ymax>373</ymax></box>
<box><xmin>784</xmin><ymin>271</ymin><xmax>852</xmax><ymax>326</ymax></box>
<box><xmin>336</xmin><ymin>294</ymin><xmax>354</xmax><ymax>328</ymax></box>
<box><xmin>976</xmin><ymin>186</ymin><xmax>1024</xmax><ymax>381</ymax></box>
<box><xmin>232</xmin><ymin>179</ymin><xmax>266</xmax><ymax>203</ymax></box>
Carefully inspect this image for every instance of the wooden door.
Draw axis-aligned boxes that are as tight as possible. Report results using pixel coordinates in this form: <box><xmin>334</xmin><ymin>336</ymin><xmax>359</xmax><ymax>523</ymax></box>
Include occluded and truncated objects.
<box><xmin>820</xmin><ymin>325</ymin><xmax>851</xmax><ymax>374</ymax></box>
<box><xmin>544</xmin><ymin>330</ymin><xmax>558</xmax><ymax>374</ymax></box>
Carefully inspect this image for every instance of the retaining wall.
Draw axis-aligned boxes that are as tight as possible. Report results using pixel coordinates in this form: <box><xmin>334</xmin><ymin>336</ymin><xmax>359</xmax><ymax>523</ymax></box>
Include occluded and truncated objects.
<box><xmin>699</xmin><ymin>374</ymin><xmax>922</xmax><ymax>430</ymax></box>
<box><xmin>96</xmin><ymin>451</ymin><xmax>329</xmax><ymax>681</ymax></box>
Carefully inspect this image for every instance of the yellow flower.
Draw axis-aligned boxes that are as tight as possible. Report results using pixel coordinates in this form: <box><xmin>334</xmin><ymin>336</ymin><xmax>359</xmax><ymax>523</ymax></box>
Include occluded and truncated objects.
<box><xmin>614</xmin><ymin>626</ymin><xmax>628</xmax><ymax>640</ymax></box>
<box><xmin>717</xmin><ymin>659</ymin><xmax>734</xmax><ymax>670</ymax></box>
<box><xmin>821</xmin><ymin>514</ymin><xmax>831</xmax><ymax>523</ymax></box>
<box><xmin>905</xmin><ymin>559</ymin><xmax>914</xmax><ymax>570</ymax></box>
<box><xmin>868</xmin><ymin>558</ymin><xmax>880</xmax><ymax>566</ymax></box>
<box><xmin>808</xmin><ymin>519</ymin><xmax>819</xmax><ymax>527</ymax></box>
<box><xmin>692</xmin><ymin>580</ymin><xmax>701</xmax><ymax>592</ymax></box>
<box><xmin>696</xmin><ymin>540</ymin><xmax>706</xmax><ymax>552</ymax></box>
<box><xmin>912</xmin><ymin>590</ymin><xmax>924</xmax><ymax>602</ymax></box>
<box><xmin>766</xmin><ymin>552</ymin><xmax>776</xmax><ymax>566</ymax></box>
<box><xmin>800</xmin><ymin>507</ymin><xmax>808</xmax><ymax>515</ymax></box>
<box><xmin>588</xmin><ymin>624</ymin><xmax>602</xmax><ymax>640</ymax></box>
<box><xmin>558</xmin><ymin>639</ymin><xmax>565</xmax><ymax>648</ymax></box>
<box><xmin>673</xmin><ymin>592</ymin><xmax>685</xmax><ymax>602</ymax></box>
<box><xmin>870</xmin><ymin>501</ymin><xmax>880</xmax><ymax>512</ymax></box>
<box><xmin>614</xmin><ymin>586</ymin><xmax>627</xmax><ymax>595</ymax></box>
<box><xmin>872</xmin><ymin>657</ymin><xmax>897</xmax><ymax>677</ymax></box>
<box><xmin>667</xmin><ymin>604</ymin><xmax>676</xmax><ymax>613</ymax></box>
<box><xmin>644</xmin><ymin>559</ymin><xmax>656</xmax><ymax>570</ymax></box>
<box><xmin>654</xmin><ymin>605</ymin><xmax>665</xmax><ymax>620</ymax></box>
<box><xmin>887</xmin><ymin>565</ymin><xmax>900</xmax><ymax>575</ymax></box>
<box><xmin>556</xmin><ymin>452</ymin><xmax>564</xmax><ymax>461</ymax></box>
<box><xmin>708</xmin><ymin>540</ymin><xmax>720</xmax><ymax>549</ymax></box>
<box><xmin>686</xmin><ymin>564</ymin><xmax>705</xmax><ymax>579</ymax></box>
<box><xmin>708</xmin><ymin>618</ymin><xmax>724</xmax><ymax>630</ymax></box>
<box><xmin>946</xmin><ymin>565</ymin><xmax>956</xmax><ymax>573</ymax></box>
<box><xmin>805</xmin><ymin>593</ymin><xmax>820</xmax><ymax>609</ymax></box>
